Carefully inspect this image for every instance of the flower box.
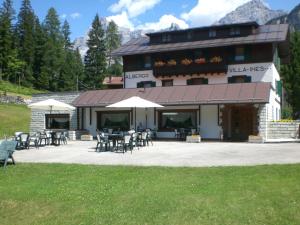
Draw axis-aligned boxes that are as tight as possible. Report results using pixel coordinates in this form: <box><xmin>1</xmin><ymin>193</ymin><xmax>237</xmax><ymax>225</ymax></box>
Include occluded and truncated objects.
<box><xmin>195</xmin><ymin>58</ymin><xmax>206</xmax><ymax>64</ymax></box>
<box><xmin>181</xmin><ymin>58</ymin><xmax>193</xmax><ymax>66</ymax></box>
<box><xmin>167</xmin><ymin>59</ymin><xmax>177</xmax><ymax>66</ymax></box>
<box><xmin>154</xmin><ymin>61</ymin><xmax>165</xmax><ymax>67</ymax></box>
<box><xmin>186</xmin><ymin>135</ymin><xmax>201</xmax><ymax>143</ymax></box>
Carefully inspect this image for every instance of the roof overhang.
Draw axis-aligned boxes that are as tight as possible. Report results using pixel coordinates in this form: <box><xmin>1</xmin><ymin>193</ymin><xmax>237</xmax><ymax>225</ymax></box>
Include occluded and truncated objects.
<box><xmin>73</xmin><ymin>83</ymin><xmax>271</xmax><ymax>108</ymax></box>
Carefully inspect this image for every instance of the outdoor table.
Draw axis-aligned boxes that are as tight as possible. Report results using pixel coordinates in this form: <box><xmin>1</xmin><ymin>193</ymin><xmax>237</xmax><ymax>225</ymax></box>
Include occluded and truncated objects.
<box><xmin>104</xmin><ymin>133</ymin><xmax>124</xmax><ymax>151</ymax></box>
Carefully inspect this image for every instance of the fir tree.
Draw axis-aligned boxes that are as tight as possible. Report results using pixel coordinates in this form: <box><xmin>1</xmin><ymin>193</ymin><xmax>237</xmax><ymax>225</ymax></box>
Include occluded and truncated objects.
<box><xmin>41</xmin><ymin>7</ymin><xmax>64</xmax><ymax>91</ymax></box>
<box><xmin>15</xmin><ymin>0</ymin><xmax>36</xmax><ymax>86</ymax></box>
<box><xmin>281</xmin><ymin>31</ymin><xmax>300</xmax><ymax>115</ymax></box>
<box><xmin>106</xmin><ymin>20</ymin><xmax>121</xmax><ymax>67</ymax></box>
<box><xmin>33</xmin><ymin>17</ymin><xmax>48</xmax><ymax>89</ymax></box>
<box><xmin>84</xmin><ymin>14</ymin><xmax>106</xmax><ymax>89</ymax></box>
<box><xmin>62</xmin><ymin>19</ymin><xmax>72</xmax><ymax>50</ymax></box>
<box><xmin>0</xmin><ymin>0</ymin><xmax>15</xmax><ymax>81</ymax></box>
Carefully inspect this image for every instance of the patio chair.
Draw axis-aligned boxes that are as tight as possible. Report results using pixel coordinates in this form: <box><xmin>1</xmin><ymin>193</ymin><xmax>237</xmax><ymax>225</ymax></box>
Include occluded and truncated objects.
<box><xmin>28</xmin><ymin>132</ymin><xmax>41</xmax><ymax>149</ymax></box>
<box><xmin>0</xmin><ymin>140</ymin><xmax>17</xmax><ymax>168</ymax></box>
<box><xmin>19</xmin><ymin>133</ymin><xmax>30</xmax><ymax>149</ymax></box>
<box><xmin>131</xmin><ymin>133</ymin><xmax>139</xmax><ymax>150</ymax></box>
<box><xmin>122</xmin><ymin>135</ymin><xmax>133</xmax><ymax>154</ymax></box>
<box><xmin>54</xmin><ymin>132</ymin><xmax>62</xmax><ymax>146</ymax></box>
<box><xmin>96</xmin><ymin>133</ymin><xmax>111</xmax><ymax>152</ymax></box>
<box><xmin>60</xmin><ymin>131</ymin><xmax>68</xmax><ymax>145</ymax></box>
<box><xmin>140</xmin><ymin>132</ymin><xmax>148</xmax><ymax>146</ymax></box>
<box><xmin>174</xmin><ymin>129</ymin><xmax>181</xmax><ymax>139</ymax></box>
<box><xmin>39</xmin><ymin>131</ymin><xmax>48</xmax><ymax>146</ymax></box>
<box><xmin>146</xmin><ymin>129</ymin><xmax>153</xmax><ymax>146</ymax></box>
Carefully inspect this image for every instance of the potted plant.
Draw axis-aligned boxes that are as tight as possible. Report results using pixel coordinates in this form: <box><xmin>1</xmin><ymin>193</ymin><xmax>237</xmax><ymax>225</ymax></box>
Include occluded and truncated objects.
<box><xmin>210</xmin><ymin>56</ymin><xmax>222</xmax><ymax>63</ymax></box>
<box><xmin>181</xmin><ymin>58</ymin><xmax>193</xmax><ymax>66</ymax></box>
<box><xmin>167</xmin><ymin>59</ymin><xmax>177</xmax><ymax>66</ymax></box>
<box><xmin>195</xmin><ymin>58</ymin><xmax>206</xmax><ymax>64</ymax></box>
<box><xmin>154</xmin><ymin>61</ymin><xmax>166</xmax><ymax>67</ymax></box>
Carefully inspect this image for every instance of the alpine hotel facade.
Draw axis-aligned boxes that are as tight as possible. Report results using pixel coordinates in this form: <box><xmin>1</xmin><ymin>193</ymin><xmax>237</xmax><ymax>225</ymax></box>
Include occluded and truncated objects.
<box><xmin>31</xmin><ymin>22</ymin><xmax>290</xmax><ymax>141</ymax></box>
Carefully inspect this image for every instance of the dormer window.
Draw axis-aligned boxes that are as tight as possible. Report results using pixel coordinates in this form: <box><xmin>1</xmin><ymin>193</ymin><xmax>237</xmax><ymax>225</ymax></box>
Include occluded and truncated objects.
<box><xmin>230</xmin><ymin>27</ymin><xmax>240</xmax><ymax>36</ymax></box>
<box><xmin>209</xmin><ymin>29</ymin><xmax>216</xmax><ymax>38</ymax></box>
<box><xmin>162</xmin><ymin>34</ymin><xmax>171</xmax><ymax>43</ymax></box>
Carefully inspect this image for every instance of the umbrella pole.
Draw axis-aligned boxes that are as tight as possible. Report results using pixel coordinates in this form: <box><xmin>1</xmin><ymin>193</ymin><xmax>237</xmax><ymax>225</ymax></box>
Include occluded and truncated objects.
<box><xmin>135</xmin><ymin>107</ymin><xmax>137</xmax><ymax>131</ymax></box>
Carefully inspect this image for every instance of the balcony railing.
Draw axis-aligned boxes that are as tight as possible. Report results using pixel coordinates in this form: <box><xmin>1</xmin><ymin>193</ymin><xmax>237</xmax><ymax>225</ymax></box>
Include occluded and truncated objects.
<box><xmin>153</xmin><ymin>62</ymin><xmax>228</xmax><ymax>77</ymax></box>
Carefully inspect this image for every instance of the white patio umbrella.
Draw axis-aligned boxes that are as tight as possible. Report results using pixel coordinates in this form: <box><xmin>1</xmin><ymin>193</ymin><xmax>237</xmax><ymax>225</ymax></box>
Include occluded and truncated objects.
<box><xmin>28</xmin><ymin>99</ymin><xmax>75</xmax><ymax>113</ymax></box>
<box><xmin>106</xmin><ymin>96</ymin><xmax>163</xmax><ymax>130</ymax></box>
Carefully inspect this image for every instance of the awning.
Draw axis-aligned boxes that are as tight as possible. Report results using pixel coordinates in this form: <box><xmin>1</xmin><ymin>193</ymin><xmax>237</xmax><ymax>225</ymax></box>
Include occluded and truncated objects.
<box><xmin>72</xmin><ymin>82</ymin><xmax>271</xmax><ymax>107</ymax></box>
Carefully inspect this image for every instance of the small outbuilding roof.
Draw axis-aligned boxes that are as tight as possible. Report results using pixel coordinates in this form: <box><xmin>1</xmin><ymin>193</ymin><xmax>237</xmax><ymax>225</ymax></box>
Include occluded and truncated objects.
<box><xmin>73</xmin><ymin>82</ymin><xmax>271</xmax><ymax>107</ymax></box>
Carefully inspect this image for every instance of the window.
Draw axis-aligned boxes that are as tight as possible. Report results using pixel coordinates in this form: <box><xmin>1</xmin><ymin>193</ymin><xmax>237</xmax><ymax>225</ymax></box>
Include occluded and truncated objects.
<box><xmin>137</xmin><ymin>81</ymin><xmax>156</xmax><ymax>88</ymax></box>
<box><xmin>187</xmin><ymin>31</ymin><xmax>193</xmax><ymax>40</ymax></box>
<box><xmin>230</xmin><ymin>27</ymin><xmax>240</xmax><ymax>36</ymax></box>
<box><xmin>228</xmin><ymin>75</ymin><xmax>251</xmax><ymax>83</ymax></box>
<box><xmin>46</xmin><ymin>114</ymin><xmax>70</xmax><ymax>129</ymax></box>
<box><xmin>162</xmin><ymin>79</ymin><xmax>173</xmax><ymax>87</ymax></box>
<box><xmin>144</xmin><ymin>55</ymin><xmax>151</xmax><ymax>69</ymax></box>
<box><xmin>209</xmin><ymin>29</ymin><xmax>216</xmax><ymax>38</ymax></box>
<box><xmin>235</xmin><ymin>47</ymin><xmax>245</xmax><ymax>61</ymax></box>
<box><xmin>97</xmin><ymin>111</ymin><xmax>129</xmax><ymax>131</ymax></box>
<box><xmin>187</xmin><ymin>78</ymin><xmax>208</xmax><ymax>85</ymax></box>
<box><xmin>162</xmin><ymin>34</ymin><xmax>171</xmax><ymax>42</ymax></box>
<box><xmin>159</xmin><ymin>110</ymin><xmax>196</xmax><ymax>130</ymax></box>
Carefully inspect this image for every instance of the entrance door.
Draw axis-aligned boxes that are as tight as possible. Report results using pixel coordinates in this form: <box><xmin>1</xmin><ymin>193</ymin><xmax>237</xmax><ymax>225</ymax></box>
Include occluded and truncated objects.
<box><xmin>222</xmin><ymin>105</ymin><xmax>257</xmax><ymax>141</ymax></box>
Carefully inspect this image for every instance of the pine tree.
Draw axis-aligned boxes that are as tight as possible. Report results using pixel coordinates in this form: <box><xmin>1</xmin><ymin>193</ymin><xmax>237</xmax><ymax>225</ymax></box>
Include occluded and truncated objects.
<box><xmin>62</xmin><ymin>19</ymin><xmax>72</xmax><ymax>50</ymax></box>
<box><xmin>0</xmin><ymin>0</ymin><xmax>15</xmax><ymax>81</ymax></box>
<box><xmin>33</xmin><ymin>17</ymin><xmax>48</xmax><ymax>89</ymax></box>
<box><xmin>281</xmin><ymin>31</ymin><xmax>300</xmax><ymax>115</ymax></box>
<box><xmin>15</xmin><ymin>0</ymin><xmax>36</xmax><ymax>86</ymax></box>
<box><xmin>84</xmin><ymin>14</ymin><xmax>107</xmax><ymax>89</ymax></box>
<box><xmin>40</xmin><ymin>7</ymin><xmax>64</xmax><ymax>91</ymax></box>
<box><xmin>106</xmin><ymin>20</ymin><xmax>121</xmax><ymax>67</ymax></box>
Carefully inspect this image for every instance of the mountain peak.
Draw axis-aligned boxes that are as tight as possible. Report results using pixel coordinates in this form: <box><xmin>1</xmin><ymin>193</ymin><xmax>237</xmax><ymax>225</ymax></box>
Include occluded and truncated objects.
<box><xmin>215</xmin><ymin>0</ymin><xmax>286</xmax><ymax>25</ymax></box>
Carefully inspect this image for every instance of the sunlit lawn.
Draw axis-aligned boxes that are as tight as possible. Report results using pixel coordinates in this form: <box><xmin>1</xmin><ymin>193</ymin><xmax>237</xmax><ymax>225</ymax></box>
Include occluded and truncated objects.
<box><xmin>0</xmin><ymin>163</ymin><xmax>299</xmax><ymax>225</ymax></box>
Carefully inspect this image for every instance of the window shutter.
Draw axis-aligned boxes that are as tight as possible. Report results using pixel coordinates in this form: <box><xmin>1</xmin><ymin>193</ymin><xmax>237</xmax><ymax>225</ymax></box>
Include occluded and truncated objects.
<box><xmin>151</xmin><ymin>81</ymin><xmax>156</xmax><ymax>87</ymax></box>
<box><xmin>245</xmin><ymin>76</ymin><xmax>251</xmax><ymax>83</ymax></box>
<box><xmin>228</xmin><ymin>77</ymin><xmax>233</xmax><ymax>83</ymax></box>
<box><xmin>245</xmin><ymin>45</ymin><xmax>251</xmax><ymax>61</ymax></box>
<box><xmin>276</xmin><ymin>80</ymin><xmax>282</xmax><ymax>96</ymax></box>
<box><xmin>204</xmin><ymin>78</ymin><xmax>208</xmax><ymax>84</ymax></box>
<box><xmin>187</xmin><ymin>79</ymin><xmax>192</xmax><ymax>85</ymax></box>
<box><xmin>137</xmin><ymin>82</ymin><xmax>143</xmax><ymax>88</ymax></box>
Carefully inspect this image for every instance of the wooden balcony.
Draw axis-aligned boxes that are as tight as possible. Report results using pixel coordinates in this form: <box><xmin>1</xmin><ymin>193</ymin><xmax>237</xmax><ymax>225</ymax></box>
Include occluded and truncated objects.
<box><xmin>153</xmin><ymin>62</ymin><xmax>228</xmax><ymax>77</ymax></box>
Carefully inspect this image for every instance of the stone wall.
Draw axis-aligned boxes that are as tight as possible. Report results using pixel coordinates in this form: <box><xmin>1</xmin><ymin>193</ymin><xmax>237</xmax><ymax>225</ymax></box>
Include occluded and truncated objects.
<box><xmin>30</xmin><ymin>92</ymin><xmax>81</xmax><ymax>133</ymax></box>
<box><xmin>258</xmin><ymin>104</ymin><xmax>268</xmax><ymax>140</ymax></box>
<box><xmin>267</xmin><ymin>122</ymin><xmax>300</xmax><ymax>139</ymax></box>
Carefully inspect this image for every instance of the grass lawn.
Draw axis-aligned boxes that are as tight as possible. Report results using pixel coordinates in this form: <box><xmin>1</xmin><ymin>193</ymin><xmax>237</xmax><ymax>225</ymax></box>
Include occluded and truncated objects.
<box><xmin>0</xmin><ymin>164</ymin><xmax>299</xmax><ymax>225</ymax></box>
<box><xmin>0</xmin><ymin>103</ymin><xmax>31</xmax><ymax>138</ymax></box>
<box><xmin>0</xmin><ymin>80</ymin><xmax>45</xmax><ymax>97</ymax></box>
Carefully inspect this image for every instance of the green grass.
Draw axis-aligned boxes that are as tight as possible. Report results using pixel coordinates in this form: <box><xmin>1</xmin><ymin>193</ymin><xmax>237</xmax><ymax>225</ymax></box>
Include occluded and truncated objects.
<box><xmin>0</xmin><ymin>103</ymin><xmax>31</xmax><ymax>138</ymax></box>
<box><xmin>0</xmin><ymin>163</ymin><xmax>299</xmax><ymax>225</ymax></box>
<box><xmin>0</xmin><ymin>80</ymin><xmax>45</xmax><ymax>98</ymax></box>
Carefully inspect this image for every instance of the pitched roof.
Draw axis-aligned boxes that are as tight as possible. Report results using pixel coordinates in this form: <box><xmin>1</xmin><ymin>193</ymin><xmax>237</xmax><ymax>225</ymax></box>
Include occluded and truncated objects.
<box><xmin>73</xmin><ymin>82</ymin><xmax>271</xmax><ymax>107</ymax></box>
<box><xmin>103</xmin><ymin>76</ymin><xmax>123</xmax><ymax>85</ymax></box>
<box><xmin>112</xmin><ymin>24</ymin><xmax>289</xmax><ymax>56</ymax></box>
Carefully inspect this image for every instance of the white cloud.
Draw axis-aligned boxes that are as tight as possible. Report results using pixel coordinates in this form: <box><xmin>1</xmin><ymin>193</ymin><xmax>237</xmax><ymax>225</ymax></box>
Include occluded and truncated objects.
<box><xmin>106</xmin><ymin>11</ymin><xmax>134</xmax><ymax>30</ymax></box>
<box><xmin>109</xmin><ymin>0</ymin><xmax>161</xmax><ymax>18</ymax></box>
<box><xmin>70</xmin><ymin>12</ymin><xmax>81</xmax><ymax>19</ymax></box>
<box><xmin>136</xmin><ymin>14</ymin><xmax>189</xmax><ymax>31</ymax></box>
<box><xmin>60</xmin><ymin>14</ymin><xmax>67</xmax><ymax>19</ymax></box>
<box><xmin>181</xmin><ymin>0</ymin><xmax>249</xmax><ymax>26</ymax></box>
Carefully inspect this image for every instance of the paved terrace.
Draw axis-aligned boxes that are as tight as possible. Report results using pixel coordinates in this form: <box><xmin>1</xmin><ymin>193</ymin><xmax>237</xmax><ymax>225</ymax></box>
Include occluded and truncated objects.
<box><xmin>13</xmin><ymin>141</ymin><xmax>300</xmax><ymax>167</ymax></box>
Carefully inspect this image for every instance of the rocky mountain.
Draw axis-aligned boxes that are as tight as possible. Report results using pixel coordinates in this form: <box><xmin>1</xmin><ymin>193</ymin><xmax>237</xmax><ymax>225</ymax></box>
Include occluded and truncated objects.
<box><xmin>215</xmin><ymin>0</ymin><xmax>286</xmax><ymax>25</ymax></box>
<box><xmin>267</xmin><ymin>3</ymin><xmax>300</xmax><ymax>31</ymax></box>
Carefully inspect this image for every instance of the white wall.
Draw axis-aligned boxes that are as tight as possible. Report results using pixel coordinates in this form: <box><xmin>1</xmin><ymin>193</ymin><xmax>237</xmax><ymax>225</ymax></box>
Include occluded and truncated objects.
<box><xmin>200</xmin><ymin>105</ymin><xmax>221</xmax><ymax>139</ymax></box>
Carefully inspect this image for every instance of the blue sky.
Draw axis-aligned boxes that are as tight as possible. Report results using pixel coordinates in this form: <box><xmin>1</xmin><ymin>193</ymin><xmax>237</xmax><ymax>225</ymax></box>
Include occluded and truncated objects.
<box><xmin>3</xmin><ymin>0</ymin><xmax>299</xmax><ymax>40</ymax></box>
